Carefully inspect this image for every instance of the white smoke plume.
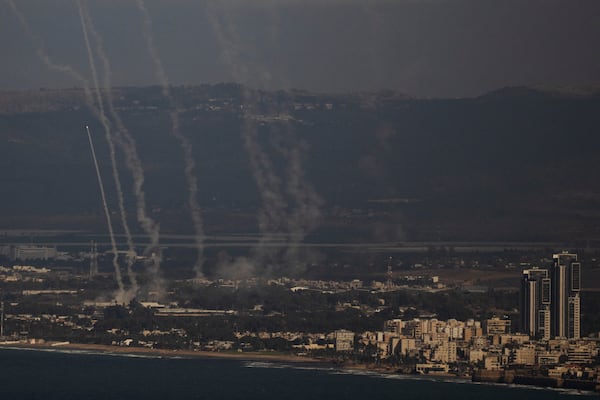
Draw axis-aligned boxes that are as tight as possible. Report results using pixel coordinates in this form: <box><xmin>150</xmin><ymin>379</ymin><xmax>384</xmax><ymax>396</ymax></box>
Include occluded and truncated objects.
<box><xmin>207</xmin><ymin>2</ymin><xmax>323</xmax><ymax>275</ymax></box>
<box><xmin>133</xmin><ymin>0</ymin><xmax>206</xmax><ymax>279</ymax></box>
<box><xmin>78</xmin><ymin>0</ymin><xmax>168</xmax><ymax>298</ymax></box>
<box><xmin>208</xmin><ymin>6</ymin><xmax>285</xmax><ymax>266</ymax></box>
<box><xmin>6</xmin><ymin>0</ymin><xmax>136</xmax><ymax>302</ymax></box>
<box><xmin>77</xmin><ymin>0</ymin><xmax>136</xmax><ymax>298</ymax></box>
<box><xmin>282</xmin><ymin>139</ymin><xmax>323</xmax><ymax>263</ymax></box>
<box><xmin>3</xmin><ymin>0</ymin><xmax>90</xmax><ymax>95</ymax></box>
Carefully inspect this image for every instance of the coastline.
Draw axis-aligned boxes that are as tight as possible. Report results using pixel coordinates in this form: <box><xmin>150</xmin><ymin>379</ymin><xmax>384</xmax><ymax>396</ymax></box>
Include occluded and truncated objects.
<box><xmin>2</xmin><ymin>342</ymin><xmax>597</xmax><ymax>396</ymax></box>
<box><xmin>0</xmin><ymin>340</ymin><xmax>467</xmax><ymax>381</ymax></box>
<box><xmin>0</xmin><ymin>341</ymin><xmax>598</xmax><ymax>394</ymax></box>
<box><xmin>337</xmin><ymin>359</ymin><xmax>469</xmax><ymax>380</ymax></box>
<box><xmin>0</xmin><ymin>340</ymin><xmax>467</xmax><ymax>380</ymax></box>
<box><xmin>0</xmin><ymin>340</ymin><xmax>322</xmax><ymax>364</ymax></box>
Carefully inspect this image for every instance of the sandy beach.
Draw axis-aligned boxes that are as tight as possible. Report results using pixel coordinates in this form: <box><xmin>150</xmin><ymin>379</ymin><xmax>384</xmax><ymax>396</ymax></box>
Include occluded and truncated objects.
<box><xmin>0</xmin><ymin>340</ymin><xmax>472</xmax><ymax>384</ymax></box>
<box><xmin>0</xmin><ymin>340</ymin><xmax>323</xmax><ymax>363</ymax></box>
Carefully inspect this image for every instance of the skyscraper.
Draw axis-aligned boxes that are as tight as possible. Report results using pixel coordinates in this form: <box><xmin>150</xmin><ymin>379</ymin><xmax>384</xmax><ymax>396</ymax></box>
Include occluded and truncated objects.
<box><xmin>520</xmin><ymin>267</ymin><xmax>550</xmax><ymax>339</ymax></box>
<box><xmin>520</xmin><ymin>252</ymin><xmax>581</xmax><ymax>340</ymax></box>
<box><xmin>551</xmin><ymin>252</ymin><xmax>581</xmax><ymax>339</ymax></box>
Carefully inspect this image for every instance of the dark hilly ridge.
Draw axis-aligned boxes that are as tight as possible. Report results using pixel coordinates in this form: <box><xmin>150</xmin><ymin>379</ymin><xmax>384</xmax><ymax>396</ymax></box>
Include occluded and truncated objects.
<box><xmin>0</xmin><ymin>85</ymin><xmax>599</xmax><ymax>242</ymax></box>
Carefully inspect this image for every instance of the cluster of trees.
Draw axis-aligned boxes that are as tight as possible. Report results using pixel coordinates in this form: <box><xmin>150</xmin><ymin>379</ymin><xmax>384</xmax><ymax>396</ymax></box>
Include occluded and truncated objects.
<box><xmin>14</xmin><ymin>276</ymin><xmax>600</xmax><ymax>350</ymax></box>
<box><xmin>3</xmin><ymin>283</ymin><xmax>526</xmax><ymax>347</ymax></box>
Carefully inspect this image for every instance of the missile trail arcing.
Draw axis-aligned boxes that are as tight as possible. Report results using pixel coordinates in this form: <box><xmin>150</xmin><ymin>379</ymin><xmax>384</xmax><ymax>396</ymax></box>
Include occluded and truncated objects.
<box><xmin>78</xmin><ymin>1</ymin><xmax>147</xmax><ymax>296</ymax></box>
<box><xmin>77</xmin><ymin>0</ymin><xmax>129</xmax><ymax>299</ymax></box>
<box><xmin>86</xmin><ymin>125</ymin><xmax>125</xmax><ymax>296</ymax></box>
<box><xmin>9</xmin><ymin>0</ymin><xmax>165</xmax><ymax>299</ymax></box>
<box><xmin>6</xmin><ymin>0</ymin><xmax>131</xmax><ymax>300</ymax></box>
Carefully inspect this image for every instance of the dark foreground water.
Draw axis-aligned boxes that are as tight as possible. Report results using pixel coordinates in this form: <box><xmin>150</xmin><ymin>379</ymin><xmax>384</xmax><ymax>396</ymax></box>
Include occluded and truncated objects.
<box><xmin>0</xmin><ymin>348</ymin><xmax>596</xmax><ymax>399</ymax></box>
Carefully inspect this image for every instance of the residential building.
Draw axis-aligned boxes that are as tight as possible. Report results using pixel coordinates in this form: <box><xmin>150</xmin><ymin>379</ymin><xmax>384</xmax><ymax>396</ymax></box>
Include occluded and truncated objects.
<box><xmin>334</xmin><ymin>329</ymin><xmax>355</xmax><ymax>352</ymax></box>
<box><xmin>485</xmin><ymin>317</ymin><xmax>511</xmax><ymax>335</ymax></box>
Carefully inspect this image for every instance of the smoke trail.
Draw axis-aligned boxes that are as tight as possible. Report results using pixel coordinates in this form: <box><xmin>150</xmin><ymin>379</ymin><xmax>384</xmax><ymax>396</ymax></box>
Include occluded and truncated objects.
<box><xmin>81</xmin><ymin>4</ymin><xmax>160</xmax><ymax>297</ymax></box>
<box><xmin>76</xmin><ymin>0</ymin><xmax>131</xmax><ymax>299</ymax></box>
<box><xmin>133</xmin><ymin>0</ymin><xmax>206</xmax><ymax>278</ymax></box>
<box><xmin>78</xmin><ymin>0</ymin><xmax>170</xmax><ymax>298</ymax></box>
<box><xmin>243</xmin><ymin>117</ymin><xmax>288</xmax><ymax>269</ymax></box>
<box><xmin>5</xmin><ymin>0</ymin><xmax>132</xmax><ymax>300</ymax></box>
<box><xmin>3</xmin><ymin>0</ymin><xmax>90</xmax><ymax>95</ymax></box>
<box><xmin>207</xmin><ymin>2</ymin><xmax>322</xmax><ymax>274</ymax></box>
<box><xmin>86</xmin><ymin>125</ymin><xmax>125</xmax><ymax>296</ymax></box>
<box><xmin>282</xmin><ymin>139</ymin><xmax>323</xmax><ymax>267</ymax></box>
<box><xmin>207</xmin><ymin>6</ymin><xmax>287</xmax><ymax>264</ymax></box>
<box><xmin>241</xmin><ymin>4</ymin><xmax>323</xmax><ymax>257</ymax></box>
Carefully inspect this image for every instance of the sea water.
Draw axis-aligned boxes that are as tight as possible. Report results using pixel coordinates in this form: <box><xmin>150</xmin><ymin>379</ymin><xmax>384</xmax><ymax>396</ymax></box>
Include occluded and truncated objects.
<box><xmin>0</xmin><ymin>348</ymin><xmax>595</xmax><ymax>399</ymax></box>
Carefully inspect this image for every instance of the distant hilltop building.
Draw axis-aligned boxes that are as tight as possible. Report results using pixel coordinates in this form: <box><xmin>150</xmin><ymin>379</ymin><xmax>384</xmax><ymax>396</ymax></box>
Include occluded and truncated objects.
<box><xmin>520</xmin><ymin>251</ymin><xmax>581</xmax><ymax>340</ymax></box>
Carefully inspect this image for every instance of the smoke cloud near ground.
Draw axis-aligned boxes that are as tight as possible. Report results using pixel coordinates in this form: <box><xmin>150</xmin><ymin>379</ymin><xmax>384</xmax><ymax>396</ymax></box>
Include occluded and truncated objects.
<box><xmin>214</xmin><ymin>252</ymin><xmax>256</xmax><ymax>281</ymax></box>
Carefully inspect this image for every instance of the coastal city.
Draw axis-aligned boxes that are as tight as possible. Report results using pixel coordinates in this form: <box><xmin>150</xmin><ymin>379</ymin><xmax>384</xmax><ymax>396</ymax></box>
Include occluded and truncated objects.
<box><xmin>1</xmin><ymin>0</ymin><xmax>599</xmax><ymax>398</ymax></box>
<box><xmin>1</xmin><ymin>243</ymin><xmax>599</xmax><ymax>393</ymax></box>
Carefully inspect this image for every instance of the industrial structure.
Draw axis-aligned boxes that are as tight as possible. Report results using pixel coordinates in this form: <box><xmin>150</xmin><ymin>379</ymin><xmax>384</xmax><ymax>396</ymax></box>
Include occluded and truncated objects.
<box><xmin>386</xmin><ymin>256</ymin><xmax>393</xmax><ymax>290</ymax></box>
<box><xmin>0</xmin><ymin>301</ymin><xmax>4</xmax><ymax>338</ymax></box>
<box><xmin>89</xmin><ymin>241</ymin><xmax>98</xmax><ymax>279</ymax></box>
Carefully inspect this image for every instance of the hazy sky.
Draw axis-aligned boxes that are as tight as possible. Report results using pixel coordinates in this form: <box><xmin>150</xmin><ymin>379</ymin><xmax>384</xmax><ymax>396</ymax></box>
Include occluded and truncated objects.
<box><xmin>1</xmin><ymin>0</ymin><xmax>599</xmax><ymax>97</ymax></box>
